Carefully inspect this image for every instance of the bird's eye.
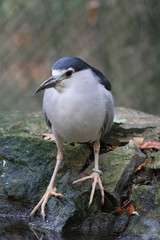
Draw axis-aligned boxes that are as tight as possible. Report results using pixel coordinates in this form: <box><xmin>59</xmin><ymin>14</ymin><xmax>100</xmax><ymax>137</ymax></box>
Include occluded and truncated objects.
<box><xmin>66</xmin><ymin>70</ymin><xmax>73</xmax><ymax>78</ymax></box>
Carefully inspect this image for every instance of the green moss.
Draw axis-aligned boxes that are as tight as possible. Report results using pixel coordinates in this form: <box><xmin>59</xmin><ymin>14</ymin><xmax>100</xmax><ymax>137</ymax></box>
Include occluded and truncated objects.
<box><xmin>0</xmin><ymin>111</ymin><xmax>47</xmax><ymax>138</ymax></box>
<box><xmin>0</xmin><ymin>112</ymin><xmax>91</xmax><ymax>205</ymax></box>
<box><xmin>147</xmin><ymin>151</ymin><xmax>160</xmax><ymax>169</ymax></box>
<box><xmin>99</xmin><ymin>145</ymin><xmax>145</xmax><ymax>194</ymax></box>
<box><xmin>131</xmin><ymin>185</ymin><xmax>157</xmax><ymax>212</ymax></box>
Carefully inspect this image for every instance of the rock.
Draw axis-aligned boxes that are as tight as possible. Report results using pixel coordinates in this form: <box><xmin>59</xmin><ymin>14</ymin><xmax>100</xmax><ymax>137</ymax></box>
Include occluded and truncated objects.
<box><xmin>0</xmin><ymin>217</ymin><xmax>35</xmax><ymax>240</ymax></box>
<box><xmin>119</xmin><ymin>168</ymin><xmax>160</xmax><ymax>239</ymax></box>
<box><xmin>117</xmin><ymin>156</ymin><xmax>160</xmax><ymax>240</ymax></box>
<box><xmin>147</xmin><ymin>151</ymin><xmax>160</xmax><ymax>169</ymax></box>
<box><xmin>88</xmin><ymin>144</ymin><xmax>146</xmax><ymax>206</ymax></box>
<box><xmin>0</xmin><ymin>108</ymin><xmax>159</xmax><ymax>239</ymax></box>
<box><xmin>103</xmin><ymin>107</ymin><xmax>160</xmax><ymax>145</ymax></box>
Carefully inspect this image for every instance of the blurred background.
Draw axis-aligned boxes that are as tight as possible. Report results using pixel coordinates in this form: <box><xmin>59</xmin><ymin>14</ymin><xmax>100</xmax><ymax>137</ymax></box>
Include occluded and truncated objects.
<box><xmin>0</xmin><ymin>0</ymin><xmax>160</xmax><ymax>115</ymax></box>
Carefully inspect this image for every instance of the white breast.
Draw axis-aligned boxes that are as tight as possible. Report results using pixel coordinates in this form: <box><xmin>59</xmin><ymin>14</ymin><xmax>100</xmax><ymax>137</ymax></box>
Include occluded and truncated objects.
<box><xmin>43</xmin><ymin>69</ymin><xmax>114</xmax><ymax>143</ymax></box>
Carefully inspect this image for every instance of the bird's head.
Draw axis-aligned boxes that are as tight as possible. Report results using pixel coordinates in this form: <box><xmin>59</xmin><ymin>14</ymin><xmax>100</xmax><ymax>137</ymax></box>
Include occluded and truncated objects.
<box><xmin>33</xmin><ymin>56</ymin><xmax>111</xmax><ymax>95</ymax></box>
<box><xmin>33</xmin><ymin>57</ymin><xmax>90</xmax><ymax>95</ymax></box>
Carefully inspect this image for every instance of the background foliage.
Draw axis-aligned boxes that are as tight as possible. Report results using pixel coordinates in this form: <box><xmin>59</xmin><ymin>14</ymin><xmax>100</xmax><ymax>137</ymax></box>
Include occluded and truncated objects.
<box><xmin>0</xmin><ymin>0</ymin><xmax>160</xmax><ymax>115</ymax></box>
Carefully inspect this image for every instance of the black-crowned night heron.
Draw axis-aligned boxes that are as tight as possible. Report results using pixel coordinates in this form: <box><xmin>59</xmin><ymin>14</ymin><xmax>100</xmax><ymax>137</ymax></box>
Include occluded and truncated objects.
<box><xmin>30</xmin><ymin>56</ymin><xmax>114</xmax><ymax>219</ymax></box>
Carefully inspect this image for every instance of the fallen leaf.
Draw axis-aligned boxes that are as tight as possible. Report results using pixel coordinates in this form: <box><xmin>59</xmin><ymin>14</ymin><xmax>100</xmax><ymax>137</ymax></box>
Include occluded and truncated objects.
<box><xmin>135</xmin><ymin>159</ymin><xmax>150</xmax><ymax>173</ymax></box>
<box><xmin>113</xmin><ymin>202</ymin><xmax>139</xmax><ymax>216</ymax></box>
<box><xmin>129</xmin><ymin>138</ymin><xmax>160</xmax><ymax>151</ymax></box>
<box><xmin>105</xmin><ymin>145</ymin><xmax>118</xmax><ymax>152</ymax></box>
<box><xmin>40</xmin><ymin>133</ymin><xmax>56</xmax><ymax>142</ymax></box>
<box><xmin>139</xmin><ymin>140</ymin><xmax>160</xmax><ymax>151</ymax></box>
<box><xmin>113</xmin><ymin>208</ymin><xmax>126</xmax><ymax>214</ymax></box>
<box><xmin>113</xmin><ymin>116</ymin><xmax>126</xmax><ymax>125</ymax></box>
<box><xmin>127</xmin><ymin>203</ymin><xmax>139</xmax><ymax>216</ymax></box>
<box><xmin>129</xmin><ymin>137</ymin><xmax>144</xmax><ymax>146</ymax></box>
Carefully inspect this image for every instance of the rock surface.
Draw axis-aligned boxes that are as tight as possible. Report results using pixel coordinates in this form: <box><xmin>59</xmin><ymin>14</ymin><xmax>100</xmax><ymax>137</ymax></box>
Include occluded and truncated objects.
<box><xmin>0</xmin><ymin>107</ymin><xmax>159</xmax><ymax>239</ymax></box>
<box><xmin>104</xmin><ymin>107</ymin><xmax>160</xmax><ymax>145</ymax></box>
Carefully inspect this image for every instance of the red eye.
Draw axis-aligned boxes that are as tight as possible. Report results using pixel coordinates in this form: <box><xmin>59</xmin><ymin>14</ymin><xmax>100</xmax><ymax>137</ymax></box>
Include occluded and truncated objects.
<box><xmin>66</xmin><ymin>70</ymin><xmax>73</xmax><ymax>78</ymax></box>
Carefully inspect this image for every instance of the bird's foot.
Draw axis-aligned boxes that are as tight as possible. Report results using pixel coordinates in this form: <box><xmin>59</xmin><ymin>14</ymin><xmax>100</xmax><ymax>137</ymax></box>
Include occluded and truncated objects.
<box><xmin>30</xmin><ymin>187</ymin><xmax>63</xmax><ymax>219</ymax></box>
<box><xmin>72</xmin><ymin>170</ymin><xmax>104</xmax><ymax>206</ymax></box>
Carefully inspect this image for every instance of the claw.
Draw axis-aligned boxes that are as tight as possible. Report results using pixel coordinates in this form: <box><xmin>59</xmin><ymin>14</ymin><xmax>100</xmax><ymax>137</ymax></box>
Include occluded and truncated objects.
<box><xmin>72</xmin><ymin>172</ymin><xmax>104</xmax><ymax>206</ymax></box>
<box><xmin>30</xmin><ymin>187</ymin><xmax>63</xmax><ymax>218</ymax></box>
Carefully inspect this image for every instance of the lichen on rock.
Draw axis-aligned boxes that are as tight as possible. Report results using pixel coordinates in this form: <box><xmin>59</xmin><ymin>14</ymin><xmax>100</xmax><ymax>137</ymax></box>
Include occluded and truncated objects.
<box><xmin>0</xmin><ymin>108</ymin><xmax>160</xmax><ymax>239</ymax></box>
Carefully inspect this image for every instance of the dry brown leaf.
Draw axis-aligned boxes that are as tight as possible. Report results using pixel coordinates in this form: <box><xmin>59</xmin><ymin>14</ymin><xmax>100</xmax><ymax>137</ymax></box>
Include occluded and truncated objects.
<box><xmin>129</xmin><ymin>137</ymin><xmax>144</xmax><ymax>146</ymax></box>
<box><xmin>113</xmin><ymin>203</ymin><xmax>139</xmax><ymax>216</ymax></box>
<box><xmin>139</xmin><ymin>140</ymin><xmax>160</xmax><ymax>151</ymax></box>
<box><xmin>105</xmin><ymin>145</ymin><xmax>118</xmax><ymax>152</ymax></box>
<box><xmin>127</xmin><ymin>203</ymin><xmax>139</xmax><ymax>216</ymax></box>
<box><xmin>129</xmin><ymin>138</ymin><xmax>160</xmax><ymax>151</ymax></box>
<box><xmin>135</xmin><ymin>159</ymin><xmax>150</xmax><ymax>173</ymax></box>
<box><xmin>40</xmin><ymin>133</ymin><xmax>56</xmax><ymax>142</ymax></box>
<box><xmin>113</xmin><ymin>208</ymin><xmax>126</xmax><ymax>214</ymax></box>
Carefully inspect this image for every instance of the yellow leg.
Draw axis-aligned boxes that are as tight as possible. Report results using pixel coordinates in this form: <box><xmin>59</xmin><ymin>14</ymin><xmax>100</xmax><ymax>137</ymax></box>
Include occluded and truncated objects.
<box><xmin>30</xmin><ymin>148</ymin><xmax>63</xmax><ymax>219</ymax></box>
<box><xmin>72</xmin><ymin>140</ymin><xmax>104</xmax><ymax>206</ymax></box>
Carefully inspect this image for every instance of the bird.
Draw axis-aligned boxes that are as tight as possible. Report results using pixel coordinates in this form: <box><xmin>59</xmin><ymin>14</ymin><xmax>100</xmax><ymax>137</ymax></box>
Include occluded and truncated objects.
<box><xmin>30</xmin><ymin>56</ymin><xmax>114</xmax><ymax>219</ymax></box>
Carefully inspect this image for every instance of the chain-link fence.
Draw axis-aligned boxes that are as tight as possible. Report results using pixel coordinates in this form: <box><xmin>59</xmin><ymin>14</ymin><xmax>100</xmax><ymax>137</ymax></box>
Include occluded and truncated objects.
<box><xmin>0</xmin><ymin>0</ymin><xmax>160</xmax><ymax>115</ymax></box>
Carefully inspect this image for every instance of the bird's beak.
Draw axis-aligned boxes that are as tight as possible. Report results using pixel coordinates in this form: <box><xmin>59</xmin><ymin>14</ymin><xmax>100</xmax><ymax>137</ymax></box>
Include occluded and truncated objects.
<box><xmin>33</xmin><ymin>75</ymin><xmax>61</xmax><ymax>95</ymax></box>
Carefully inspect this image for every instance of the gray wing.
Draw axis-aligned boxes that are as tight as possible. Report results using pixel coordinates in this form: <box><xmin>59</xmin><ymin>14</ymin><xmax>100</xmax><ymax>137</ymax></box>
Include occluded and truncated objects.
<box><xmin>43</xmin><ymin>108</ymin><xmax>52</xmax><ymax>129</ymax></box>
<box><xmin>92</xmin><ymin>67</ymin><xmax>114</xmax><ymax>134</ymax></box>
<box><xmin>102</xmin><ymin>89</ymin><xmax>114</xmax><ymax>135</ymax></box>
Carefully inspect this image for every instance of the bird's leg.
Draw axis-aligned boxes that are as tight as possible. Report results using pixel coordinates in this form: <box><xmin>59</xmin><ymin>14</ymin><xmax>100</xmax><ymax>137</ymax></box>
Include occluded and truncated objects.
<box><xmin>72</xmin><ymin>140</ymin><xmax>104</xmax><ymax>206</ymax></box>
<box><xmin>90</xmin><ymin>140</ymin><xmax>104</xmax><ymax>205</ymax></box>
<box><xmin>30</xmin><ymin>147</ymin><xmax>63</xmax><ymax>219</ymax></box>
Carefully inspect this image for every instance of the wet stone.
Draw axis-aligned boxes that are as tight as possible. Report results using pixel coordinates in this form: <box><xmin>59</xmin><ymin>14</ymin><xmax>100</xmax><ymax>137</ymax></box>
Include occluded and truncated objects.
<box><xmin>0</xmin><ymin>108</ymin><xmax>159</xmax><ymax>239</ymax></box>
